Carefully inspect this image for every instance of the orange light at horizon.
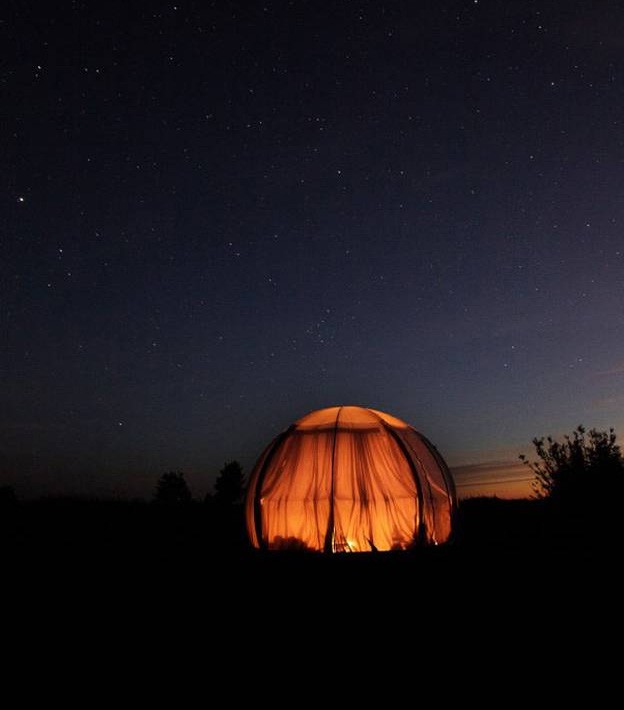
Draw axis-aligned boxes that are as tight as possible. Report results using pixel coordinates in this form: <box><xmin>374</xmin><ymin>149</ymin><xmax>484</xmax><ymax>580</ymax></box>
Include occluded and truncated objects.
<box><xmin>452</xmin><ymin>462</ymin><xmax>534</xmax><ymax>499</ymax></box>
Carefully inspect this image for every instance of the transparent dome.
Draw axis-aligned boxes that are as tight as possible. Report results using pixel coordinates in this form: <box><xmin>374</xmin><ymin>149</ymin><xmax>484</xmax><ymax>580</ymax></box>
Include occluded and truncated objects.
<box><xmin>246</xmin><ymin>406</ymin><xmax>456</xmax><ymax>552</ymax></box>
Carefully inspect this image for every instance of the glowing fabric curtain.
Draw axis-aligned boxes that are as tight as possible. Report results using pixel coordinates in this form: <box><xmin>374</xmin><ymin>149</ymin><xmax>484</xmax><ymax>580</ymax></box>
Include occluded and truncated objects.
<box><xmin>246</xmin><ymin>406</ymin><xmax>456</xmax><ymax>552</ymax></box>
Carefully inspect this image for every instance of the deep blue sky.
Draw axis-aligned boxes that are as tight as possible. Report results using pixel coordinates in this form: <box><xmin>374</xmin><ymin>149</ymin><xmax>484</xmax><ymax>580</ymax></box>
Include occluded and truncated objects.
<box><xmin>4</xmin><ymin>1</ymin><xmax>624</xmax><ymax>499</ymax></box>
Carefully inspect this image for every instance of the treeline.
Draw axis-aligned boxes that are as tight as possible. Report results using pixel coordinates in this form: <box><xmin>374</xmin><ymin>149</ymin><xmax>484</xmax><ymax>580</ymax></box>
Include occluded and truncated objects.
<box><xmin>153</xmin><ymin>461</ymin><xmax>245</xmax><ymax>506</ymax></box>
<box><xmin>0</xmin><ymin>462</ymin><xmax>249</xmax><ymax>558</ymax></box>
<box><xmin>1</xmin><ymin>426</ymin><xmax>623</xmax><ymax>559</ymax></box>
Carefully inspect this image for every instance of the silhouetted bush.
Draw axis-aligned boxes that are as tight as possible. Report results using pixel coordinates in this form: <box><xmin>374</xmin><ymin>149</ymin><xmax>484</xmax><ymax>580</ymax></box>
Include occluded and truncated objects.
<box><xmin>520</xmin><ymin>425</ymin><xmax>624</xmax><ymax>548</ymax></box>
<box><xmin>520</xmin><ymin>425</ymin><xmax>624</xmax><ymax>503</ymax></box>
<box><xmin>272</xmin><ymin>536</ymin><xmax>315</xmax><ymax>552</ymax></box>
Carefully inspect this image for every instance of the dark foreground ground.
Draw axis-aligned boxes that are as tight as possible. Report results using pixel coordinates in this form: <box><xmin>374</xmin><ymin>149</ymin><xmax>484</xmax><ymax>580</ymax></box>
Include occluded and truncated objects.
<box><xmin>1</xmin><ymin>497</ymin><xmax>615</xmax><ymax>590</ymax></box>
<box><xmin>1</xmin><ymin>496</ymin><xmax>619</xmax><ymax>683</ymax></box>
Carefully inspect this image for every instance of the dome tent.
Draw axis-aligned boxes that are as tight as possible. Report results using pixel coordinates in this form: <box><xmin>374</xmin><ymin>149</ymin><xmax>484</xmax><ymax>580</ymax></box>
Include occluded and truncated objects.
<box><xmin>246</xmin><ymin>406</ymin><xmax>456</xmax><ymax>552</ymax></box>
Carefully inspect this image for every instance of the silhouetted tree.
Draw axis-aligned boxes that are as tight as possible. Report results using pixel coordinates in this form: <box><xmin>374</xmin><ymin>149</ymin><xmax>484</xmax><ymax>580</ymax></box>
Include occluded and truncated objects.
<box><xmin>520</xmin><ymin>425</ymin><xmax>624</xmax><ymax>503</ymax></box>
<box><xmin>214</xmin><ymin>461</ymin><xmax>245</xmax><ymax>505</ymax></box>
<box><xmin>153</xmin><ymin>471</ymin><xmax>192</xmax><ymax>504</ymax></box>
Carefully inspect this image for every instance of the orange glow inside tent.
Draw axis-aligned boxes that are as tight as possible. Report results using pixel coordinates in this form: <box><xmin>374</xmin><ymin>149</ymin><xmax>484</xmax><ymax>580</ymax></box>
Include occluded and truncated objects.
<box><xmin>246</xmin><ymin>406</ymin><xmax>457</xmax><ymax>552</ymax></box>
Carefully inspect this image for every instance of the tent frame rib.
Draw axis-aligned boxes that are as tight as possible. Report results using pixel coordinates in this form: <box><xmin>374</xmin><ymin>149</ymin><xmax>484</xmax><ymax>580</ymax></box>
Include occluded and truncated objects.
<box><xmin>323</xmin><ymin>406</ymin><xmax>343</xmax><ymax>554</ymax></box>
<box><xmin>368</xmin><ymin>410</ymin><xmax>427</xmax><ymax>545</ymax></box>
<box><xmin>253</xmin><ymin>427</ymin><xmax>293</xmax><ymax>550</ymax></box>
<box><xmin>421</xmin><ymin>435</ymin><xmax>458</xmax><ymax>537</ymax></box>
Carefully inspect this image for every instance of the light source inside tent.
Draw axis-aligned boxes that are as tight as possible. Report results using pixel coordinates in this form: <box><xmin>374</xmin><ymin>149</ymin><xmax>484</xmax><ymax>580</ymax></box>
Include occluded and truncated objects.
<box><xmin>246</xmin><ymin>406</ymin><xmax>456</xmax><ymax>552</ymax></box>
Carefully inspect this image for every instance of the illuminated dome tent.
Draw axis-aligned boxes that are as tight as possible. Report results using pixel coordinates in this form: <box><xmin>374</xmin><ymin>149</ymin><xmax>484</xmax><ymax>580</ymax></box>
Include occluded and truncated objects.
<box><xmin>246</xmin><ymin>406</ymin><xmax>456</xmax><ymax>552</ymax></box>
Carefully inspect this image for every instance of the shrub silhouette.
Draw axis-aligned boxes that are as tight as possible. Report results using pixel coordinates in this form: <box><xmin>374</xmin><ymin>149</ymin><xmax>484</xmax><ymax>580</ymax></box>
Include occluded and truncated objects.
<box><xmin>520</xmin><ymin>425</ymin><xmax>624</xmax><ymax>505</ymax></box>
<box><xmin>272</xmin><ymin>536</ymin><xmax>314</xmax><ymax>552</ymax></box>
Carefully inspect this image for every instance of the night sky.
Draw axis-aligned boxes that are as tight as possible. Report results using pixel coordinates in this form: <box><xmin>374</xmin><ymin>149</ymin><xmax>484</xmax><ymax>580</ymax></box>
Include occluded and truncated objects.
<box><xmin>4</xmin><ymin>1</ymin><xmax>624</xmax><ymax>500</ymax></box>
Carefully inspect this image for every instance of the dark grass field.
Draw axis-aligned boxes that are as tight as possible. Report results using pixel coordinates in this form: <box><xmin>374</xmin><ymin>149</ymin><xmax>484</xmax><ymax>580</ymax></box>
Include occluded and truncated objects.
<box><xmin>1</xmin><ymin>497</ymin><xmax>614</xmax><ymax>594</ymax></box>
<box><xmin>2</xmin><ymin>495</ymin><xmax>618</xmax><ymax>681</ymax></box>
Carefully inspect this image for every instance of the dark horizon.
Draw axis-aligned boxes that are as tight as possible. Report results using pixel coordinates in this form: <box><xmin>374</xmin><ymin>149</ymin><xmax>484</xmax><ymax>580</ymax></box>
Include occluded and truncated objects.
<box><xmin>0</xmin><ymin>451</ymin><xmax>533</xmax><ymax>501</ymax></box>
<box><xmin>4</xmin><ymin>2</ymin><xmax>624</xmax><ymax>501</ymax></box>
